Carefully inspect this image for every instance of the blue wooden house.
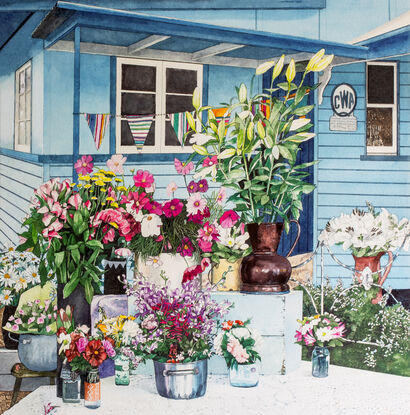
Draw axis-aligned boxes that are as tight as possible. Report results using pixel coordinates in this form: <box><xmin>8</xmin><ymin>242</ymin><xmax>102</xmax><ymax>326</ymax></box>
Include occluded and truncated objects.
<box><xmin>0</xmin><ymin>1</ymin><xmax>408</xmax><ymax>289</ymax></box>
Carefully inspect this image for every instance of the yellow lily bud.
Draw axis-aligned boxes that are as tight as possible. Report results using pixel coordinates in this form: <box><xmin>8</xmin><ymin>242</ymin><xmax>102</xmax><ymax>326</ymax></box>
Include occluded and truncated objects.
<box><xmin>272</xmin><ymin>55</ymin><xmax>285</xmax><ymax>80</ymax></box>
<box><xmin>286</xmin><ymin>59</ymin><xmax>296</xmax><ymax>83</ymax></box>
<box><xmin>312</xmin><ymin>54</ymin><xmax>334</xmax><ymax>72</ymax></box>
<box><xmin>255</xmin><ymin>60</ymin><xmax>275</xmax><ymax>75</ymax></box>
<box><xmin>306</xmin><ymin>49</ymin><xmax>325</xmax><ymax>72</ymax></box>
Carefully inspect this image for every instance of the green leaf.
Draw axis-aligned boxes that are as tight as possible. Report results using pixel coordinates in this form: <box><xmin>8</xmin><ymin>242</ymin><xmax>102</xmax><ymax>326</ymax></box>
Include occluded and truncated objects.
<box><xmin>278</xmin><ymin>145</ymin><xmax>293</xmax><ymax>160</ymax></box>
<box><xmin>73</xmin><ymin>210</ymin><xmax>82</xmax><ymax>235</ymax></box>
<box><xmin>302</xmin><ymin>184</ymin><xmax>316</xmax><ymax>194</ymax></box>
<box><xmin>261</xmin><ymin>194</ymin><xmax>270</xmax><ymax>205</ymax></box>
<box><xmin>63</xmin><ymin>274</ymin><xmax>80</xmax><ymax>298</ymax></box>
<box><xmin>86</xmin><ymin>239</ymin><xmax>103</xmax><ymax>249</ymax></box>
<box><xmin>54</xmin><ymin>251</ymin><xmax>65</xmax><ymax>268</ymax></box>
<box><xmin>254</xmin><ymin>175</ymin><xmax>269</xmax><ymax>181</ymax></box>
<box><xmin>293</xmin><ymin>104</ymin><xmax>314</xmax><ymax>116</ymax></box>
<box><xmin>84</xmin><ymin>279</ymin><xmax>94</xmax><ymax>304</ymax></box>
<box><xmin>71</xmin><ymin>248</ymin><xmax>80</xmax><ymax>264</ymax></box>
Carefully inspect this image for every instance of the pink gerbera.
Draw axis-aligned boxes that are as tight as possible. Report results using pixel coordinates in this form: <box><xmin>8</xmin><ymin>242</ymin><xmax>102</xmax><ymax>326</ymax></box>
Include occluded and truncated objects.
<box><xmin>106</xmin><ymin>154</ymin><xmax>127</xmax><ymax>174</ymax></box>
<box><xmin>133</xmin><ymin>170</ymin><xmax>155</xmax><ymax>189</ymax></box>
<box><xmin>174</xmin><ymin>158</ymin><xmax>194</xmax><ymax>175</ymax></box>
<box><xmin>163</xmin><ymin>199</ymin><xmax>184</xmax><ymax>218</ymax></box>
<box><xmin>186</xmin><ymin>193</ymin><xmax>207</xmax><ymax>216</ymax></box>
<box><xmin>74</xmin><ymin>155</ymin><xmax>93</xmax><ymax>175</ymax></box>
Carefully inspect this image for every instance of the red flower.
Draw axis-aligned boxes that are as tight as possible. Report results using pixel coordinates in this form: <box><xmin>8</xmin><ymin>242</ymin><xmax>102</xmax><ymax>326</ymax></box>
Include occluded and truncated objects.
<box><xmin>235</xmin><ymin>320</ymin><xmax>244</xmax><ymax>326</ymax></box>
<box><xmin>84</xmin><ymin>339</ymin><xmax>107</xmax><ymax>367</ymax></box>
<box><xmin>146</xmin><ymin>201</ymin><xmax>163</xmax><ymax>215</ymax></box>
<box><xmin>219</xmin><ymin>210</ymin><xmax>240</xmax><ymax>228</ymax></box>
<box><xmin>133</xmin><ymin>170</ymin><xmax>155</xmax><ymax>188</ymax></box>
<box><xmin>163</xmin><ymin>199</ymin><xmax>183</xmax><ymax>218</ymax></box>
<box><xmin>182</xmin><ymin>264</ymin><xmax>203</xmax><ymax>283</ymax></box>
<box><xmin>64</xmin><ymin>333</ymin><xmax>82</xmax><ymax>362</ymax></box>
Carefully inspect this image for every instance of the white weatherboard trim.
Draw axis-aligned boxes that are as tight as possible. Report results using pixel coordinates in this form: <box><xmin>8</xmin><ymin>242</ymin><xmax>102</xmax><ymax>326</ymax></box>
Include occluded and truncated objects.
<box><xmin>128</xmin><ymin>35</ymin><xmax>170</xmax><ymax>54</ymax></box>
<box><xmin>192</xmin><ymin>43</ymin><xmax>245</xmax><ymax>60</ymax></box>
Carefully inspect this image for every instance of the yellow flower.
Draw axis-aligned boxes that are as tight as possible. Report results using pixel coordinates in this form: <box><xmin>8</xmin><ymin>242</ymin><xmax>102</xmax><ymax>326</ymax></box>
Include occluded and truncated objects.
<box><xmin>70</xmin><ymin>183</ymin><xmax>76</xmax><ymax>187</ymax></box>
<box><xmin>77</xmin><ymin>183</ymin><xmax>83</xmax><ymax>188</ymax></box>
<box><xmin>115</xmin><ymin>178</ymin><xmax>123</xmax><ymax>183</ymax></box>
<box><xmin>95</xmin><ymin>180</ymin><xmax>105</xmax><ymax>186</ymax></box>
<box><xmin>91</xmin><ymin>177</ymin><xmax>99</xmax><ymax>181</ymax></box>
<box><xmin>110</xmin><ymin>202</ymin><xmax>119</xmax><ymax>208</ymax></box>
<box><xmin>117</xmin><ymin>186</ymin><xmax>127</xmax><ymax>192</ymax></box>
<box><xmin>106</xmin><ymin>197</ymin><xmax>115</xmax><ymax>202</ymax></box>
<box><xmin>91</xmin><ymin>196</ymin><xmax>97</xmax><ymax>200</ymax></box>
<box><xmin>98</xmin><ymin>169</ymin><xmax>108</xmax><ymax>175</ymax></box>
<box><xmin>101</xmin><ymin>177</ymin><xmax>112</xmax><ymax>183</ymax></box>
<box><xmin>109</xmin><ymin>222</ymin><xmax>119</xmax><ymax>229</ymax></box>
<box><xmin>101</xmin><ymin>202</ymin><xmax>106</xmax><ymax>206</ymax></box>
<box><xmin>100</xmin><ymin>188</ymin><xmax>107</xmax><ymax>193</ymax></box>
<box><xmin>97</xmin><ymin>323</ymin><xmax>109</xmax><ymax>334</ymax></box>
<box><xmin>105</xmin><ymin>171</ymin><xmax>116</xmax><ymax>177</ymax></box>
<box><xmin>79</xmin><ymin>175</ymin><xmax>91</xmax><ymax>181</ymax></box>
<box><xmin>84</xmin><ymin>184</ymin><xmax>92</xmax><ymax>189</ymax></box>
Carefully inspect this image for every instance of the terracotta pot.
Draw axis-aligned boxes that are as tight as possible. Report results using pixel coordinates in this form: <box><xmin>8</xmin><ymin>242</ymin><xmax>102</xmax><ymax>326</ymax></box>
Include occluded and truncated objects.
<box><xmin>353</xmin><ymin>251</ymin><xmax>393</xmax><ymax>304</ymax></box>
<box><xmin>240</xmin><ymin>221</ymin><xmax>300</xmax><ymax>293</ymax></box>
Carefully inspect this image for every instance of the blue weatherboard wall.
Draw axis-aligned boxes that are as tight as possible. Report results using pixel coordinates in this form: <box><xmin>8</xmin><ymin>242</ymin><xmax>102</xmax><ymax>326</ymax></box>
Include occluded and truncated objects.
<box><xmin>315</xmin><ymin>58</ymin><xmax>410</xmax><ymax>289</ymax></box>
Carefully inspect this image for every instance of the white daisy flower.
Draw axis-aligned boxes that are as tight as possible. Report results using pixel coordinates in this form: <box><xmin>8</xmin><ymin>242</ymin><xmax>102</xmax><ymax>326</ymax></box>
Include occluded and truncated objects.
<box><xmin>24</xmin><ymin>266</ymin><xmax>41</xmax><ymax>284</ymax></box>
<box><xmin>14</xmin><ymin>274</ymin><xmax>29</xmax><ymax>291</ymax></box>
<box><xmin>0</xmin><ymin>289</ymin><xmax>13</xmax><ymax>305</ymax></box>
<box><xmin>0</xmin><ymin>266</ymin><xmax>18</xmax><ymax>288</ymax></box>
<box><xmin>145</xmin><ymin>256</ymin><xmax>163</xmax><ymax>268</ymax></box>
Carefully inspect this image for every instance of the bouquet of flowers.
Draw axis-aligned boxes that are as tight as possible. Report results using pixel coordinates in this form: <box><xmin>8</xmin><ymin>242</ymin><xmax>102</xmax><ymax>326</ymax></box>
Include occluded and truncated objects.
<box><xmin>3</xmin><ymin>299</ymin><xmax>57</xmax><ymax>335</ymax></box>
<box><xmin>95</xmin><ymin>313</ymin><xmax>145</xmax><ymax>368</ymax></box>
<box><xmin>213</xmin><ymin>319</ymin><xmax>262</xmax><ymax>369</ymax></box>
<box><xmin>295</xmin><ymin>313</ymin><xmax>346</xmax><ymax>348</ymax></box>
<box><xmin>0</xmin><ymin>245</ymin><xmax>43</xmax><ymax>308</ymax></box>
<box><xmin>128</xmin><ymin>278</ymin><xmax>231</xmax><ymax>363</ymax></box>
<box><xmin>318</xmin><ymin>202</ymin><xmax>409</xmax><ymax>257</ymax></box>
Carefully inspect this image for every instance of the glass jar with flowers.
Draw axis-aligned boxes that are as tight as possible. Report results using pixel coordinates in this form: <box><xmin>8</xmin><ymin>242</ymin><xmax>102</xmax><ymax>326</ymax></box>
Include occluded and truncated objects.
<box><xmin>128</xmin><ymin>277</ymin><xmax>231</xmax><ymax>399</ymax></box>
<box><xmin>96</xmin><ymin>313</ymin><xmax>145</xmax><ymax>386</ymax></box>
<box><xmin>295</xmin><ymin>313</ymin><xmax>345</xmax><ymax>377</ymax></box>
<box><xmin>184</xmin><ymin>50</ymin><xmax>334</xmax><ymax>292</ymax></box>
<box><xmin>318</xmin><ymin>202</ymin><xmax>409</xmax><ymax>303</ymax></box>
<box><xmin>0</xmin><ymin>246</ymin><xmax>43</xmax><ymax>349</ymax></box>
<box><xmin>213</xmin><ymin>319</ymin><xmax>262</xmax><ymax>387</ymax></box>
<box><xmin>3</xmin><ymin>298</ymin><xmax>58</xmax><ymax>371</ymax></box>
<box><xmin>57</xmin><ymin>320</ymin><xmax>115</xmax><ymax>408</ymax></box>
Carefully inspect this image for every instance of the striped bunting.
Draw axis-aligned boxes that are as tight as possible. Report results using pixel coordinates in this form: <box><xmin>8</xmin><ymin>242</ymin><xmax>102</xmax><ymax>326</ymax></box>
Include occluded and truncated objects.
<box><xmin>125</xmin><ymin>115</ymin><xmax>154</xmax><ymax>151</ymax></box>
<box><xmin>168</xmin><ymin>111</ymin><xmax>195</xmax><ymax>144</ymax></box>
<box><xmin>84</xmin><ymin>113</ymin><xmax>110</xmax><ymax>150</ymax></box>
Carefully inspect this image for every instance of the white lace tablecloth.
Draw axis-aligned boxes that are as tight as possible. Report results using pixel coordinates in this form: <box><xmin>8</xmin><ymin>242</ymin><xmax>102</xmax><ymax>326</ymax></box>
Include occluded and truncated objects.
<box><xmin>4</xmin><ymin>362</ymin><xmax>410</xmax><ymax>415</ymax></box>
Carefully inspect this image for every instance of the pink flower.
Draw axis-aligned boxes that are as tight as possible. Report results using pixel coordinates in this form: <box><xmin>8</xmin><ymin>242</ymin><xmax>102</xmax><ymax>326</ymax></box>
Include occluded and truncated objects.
<box><xmin>141</xmin><ymin>315</ymin><xmax>158</xmax><ymax>331</ymax></box>
<box><xmin>68</xmin><ymin>193</ymin><xmax>82</xmax><ymax>210</ymax></box>
<box><xmin>37</xmin><ymin>317</ymin><xmax>45</xmax><ymax>324</ymax></box>
<box><xmin>216</xmin><ymin>187</ymin><xmax>226</xmax><ymax>205</ymax></box>
<box><xmin>42</xmin><ymin>213</ymin><xmax>54</xmax><ymax>227</ymax></box>
<box><xmin>166</xmin><ymin>181</ymin><xmax>178</xmax><ymax>197</ymax></box>
<box><xmin>203</xmin><ymin>156</ymin><xmax>218</xmax><ymax>167</ymax></box>
<box><xmin>102</xmin><ymin>340</ymin><xmax>116</xmax><ymax>358</ymax></box>
<box><xmin>15</xmin><ymin>318</ymin><xmax>22</xmax><ymax>325</ymax></box>
<box><xmin>198</xmin><ymin>239</ymin><xmax>213</xmax><ymax>252</ymax></box>
<box><xmin>74</xmin><ymin>155</ymin><xmax>93</xmax><ymax>175</ymax></box>
<box><xmin>133</xmin><ymin>170</ymin><xmax>155</xmax><ymax>189</ymax></box>
<box><xmin>240</xmin><ymin>222</ymin><xmax>246</xmax><ymax>235</ymax></box>
<box><xmin>226</xmin><ymin>338</ymin><xmax>249</xmax><ymax>364</ymax></box>
<box><xmin>197</xmin><ymin>179</ymin><xmax>208</xmax><ymax>193</ymax></box>
<box><xmin>42</xmin><ymin>220</ymin><xmax>64</xmax><ymax>242</ymax></box>
<box><xmin>146</xmin><ymin>201</ymin><xmax>163</xmax><ymax>215</ymax></box>
<box><xmin>163</xmin><ymin>199</ymin><xmax>183</xmax><ymax>218</ymax></box>
<box><xmin>177</xmin><ymin>237</ymin><xmax>194</xmax><ymax>257</ymax></box>
<box><xmin>304</xmin><ymin>329</ymin><xmax>316</xmax><ymax>346</ymax></box>
<box><xmin>295</xmin><ymin>330</ymin><xmax>303</xmax><ymax>342</ymax></box>
<box><xmin>103</xmin><ymin>227</ymin><xmax>116</xmax><ymax>244</ymax></box>
<box><xmin>106</xmin><ymin>154</ymin><xmax>127</xmax><ymax>174</ymax></box>
<box><xmin>331</xmin><ymin>323</ymin><xmax>346</xmax><ymax>339</ymax></box>
<box><xmin>12</xmin><ymin>324</ymin><xmax>19</xmax><ymax>331</ymax></box>
<box><xmin>219</xmin><ymin>210</ymin><xmax>240</xmax><ymax>228</ymax></box>
<box><xmin>115</xmin><ymin>248</ymin><xmax>132</xmax><ymax>257</ymax></box>
<box><xmin>46</xmin><ymin>325</ymin><xmax>52</xmax><ymax>333</ymax></box>
<box><xmin>198</xmin><ymin>222</ymin><xmax>219</xmax><ymax>242</ymax></box>
<box><xmin>182</xmin><ymin>264</ymin><xmax>203</xmax><ymax>283</ymax></box>
<box><xmin>18</xmin><ymin>309</ymin><xmax>25</xmax><ymax>316</ymax></box>
<box><xmin>174</xmin><ymin>158</ymin><xmax>194</xmax><ymax>175</ymax></box>
<box><xmin>186</xmin><ymin>193</ymin><xmax>207</xmax><ymax>216</ymax></box>
<box><xmin>27</xmin><ymin>317</ymin><xmax>35</xmax><ymax>324</ymax></box>
<box><xmin>76</xmin><ymin>337</ymin><xmax>89</xmax><ymax>353</ymax></box>
<box><xmin>187</xmin><ymin>180</ymin><xmax>198</xmax><ymax>194</ymax></box>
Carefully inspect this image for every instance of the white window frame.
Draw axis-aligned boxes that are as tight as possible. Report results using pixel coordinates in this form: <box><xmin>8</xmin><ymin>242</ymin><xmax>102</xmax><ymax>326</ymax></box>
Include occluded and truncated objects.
<box><xmin>14</xmin><ymin>60</ymin><xmax>32</xmax><ymax>153</ymax></box>
<box><xmin>116</xmin><ymin>58</ymin><xmax>203</xmax><ymax>154</ymax></box>
<box><xmin>366</xmin><ymin>61</ymin><xmax>397</xmax><ymax>155</ymax></box>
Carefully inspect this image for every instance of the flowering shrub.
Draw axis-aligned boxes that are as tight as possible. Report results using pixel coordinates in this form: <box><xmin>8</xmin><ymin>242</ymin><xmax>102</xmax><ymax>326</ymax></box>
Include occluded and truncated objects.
<box><xmin>96</xmin><ymin>314</ymin><xmax>145</xmax><ymax>367</ymax></box>
<box><xmin>213</xmin><ymin>319</ymin><xmax>262</xmax><ymax>368</ymax></box>
<box><xmin>295</xmin><ymin>313</ymin><xmax>345</xmax><ymax>347</ymax></box>
<box><xmin>0</xmin><ymin>245</ymin><xmax>43</xmax><ymax>307</ymax></box>
<box><xmin>128</xmin><ymin>278</ymin><xmax>231</xmax><ymax>363</ymax></box>
<box><xmin>3</xmin><ymin>299</ymin><xmax>57</xmax><ymax>335</ymax></box>
<box><xmin>318</xmin><ymin>202</ymin><xmax>409</xmax><ymax>257</ymax></box>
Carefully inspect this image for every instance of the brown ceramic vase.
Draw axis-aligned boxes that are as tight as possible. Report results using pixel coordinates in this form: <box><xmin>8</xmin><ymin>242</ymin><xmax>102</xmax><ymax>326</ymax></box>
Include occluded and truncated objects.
<box><xmin>240</xmin><ymin>222</ymin><xmax>300</xmax><ymax>293</ymax></box>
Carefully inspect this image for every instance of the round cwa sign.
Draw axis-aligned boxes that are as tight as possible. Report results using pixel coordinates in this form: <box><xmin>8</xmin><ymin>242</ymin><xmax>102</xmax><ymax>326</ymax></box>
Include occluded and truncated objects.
<box><xmin>331</xmin><ymin>83</ymin><xmax>357</xmax><ymax>117</ymax></box>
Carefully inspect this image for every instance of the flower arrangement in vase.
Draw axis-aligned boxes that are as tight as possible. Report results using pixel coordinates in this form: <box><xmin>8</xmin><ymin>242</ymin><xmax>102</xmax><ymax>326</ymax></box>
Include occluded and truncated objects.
<box><xmin>213</xmin><ymin>319</ymin><xmax>262</xmax><ymax>387</ymax></box>
<box><xmin>183</xmin><ymin>50</ymin><xmax>334</xmax><ymax>292</ymax></box>
<box><xmin>318</xmin><ymin>202</ymin><xmax>409</xmax><ymax>302</ymax></box>
<box><xmin>295</xmin><ymin>313</ymin><xmax>345</xmax><ymax>378</ymax></box>
<box><xmin>127</xmin><ymin>277</ymin><xmax>231</xmax><ymax>399</ymax></box>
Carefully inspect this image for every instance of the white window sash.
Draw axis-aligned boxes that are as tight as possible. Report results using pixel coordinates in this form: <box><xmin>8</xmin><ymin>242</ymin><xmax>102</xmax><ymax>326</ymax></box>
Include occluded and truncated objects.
<box><xmin>14</xmin><ymin>60</ymin><xmax>31</xmax><ymax>153</ymax></box>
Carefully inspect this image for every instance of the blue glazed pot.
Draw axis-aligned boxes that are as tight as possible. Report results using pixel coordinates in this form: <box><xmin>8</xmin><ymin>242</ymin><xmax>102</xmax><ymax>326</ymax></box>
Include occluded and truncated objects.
<box><xmin>18</xmin><ymin>334</ymin><xmax>57</xmax><ymax>371</ymax></box>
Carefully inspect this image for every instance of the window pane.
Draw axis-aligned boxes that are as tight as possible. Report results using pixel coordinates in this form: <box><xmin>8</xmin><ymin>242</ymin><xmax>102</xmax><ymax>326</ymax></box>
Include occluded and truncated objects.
<box><xmin>25</xmin><ymin>121</ymin><xmax>31</xmax><ymax>145</ymax></box>
<box><xmin>368</xmin><ymin>65</ymin><xmax>394</xmax><ymax>104</ymax></box>
<box><xmin>121</xmin><ymin>119</ymin><xmax>155</xmax><ymax>147</ymax></box>
<box><xmin>121</xmin><ymin>92</ymin><xmax>155</xmax><ymax>115</ymax></box>
<box><xmin>25</xmin><ymin>66</ymin><xmax>31</xmax><ymax>92</ymax></box>
<box><xmin>166</xmin><ymin>68</ymin><xmax>197</xmax><ymax>94</ymax></box>
<box><xmin>19</xmin><ymin>95</ymin><xmax>25</xmax><ymax>120</ymax></box>
<box><xmin>18</xmin><ymin>122</ymin><xmax>25</xmax><ymax>145</ymax></box>
<box><xmin>19</xmin><ymin>71</ymin><xmax>25</xmax><ymax>94</ymax></box>
<box><xmin>166</xmin><ymin>95</ymin><xmax>194</xmax><ymax>114</ymax></box>
<box><xmin>26</xmin><ymin>92</ymin><xmax>31</xmax><ymax>120</ymax></box>
<box><xmin>122</xmin><ymin>65</ymin><xmax>156</xmax><ymax>91</ymax></box>
<box><xmin>366</xmin><ymin>108</ymin><xmax>392</xmax><ymax>147</ymax></box>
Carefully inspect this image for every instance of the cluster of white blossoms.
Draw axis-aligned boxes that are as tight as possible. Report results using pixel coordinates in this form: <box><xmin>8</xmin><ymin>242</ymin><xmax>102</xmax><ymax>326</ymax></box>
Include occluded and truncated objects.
<box><xmin>319</xmin><ymin>205</ymin><xmax>410</xmax><ymax>256</ymax></box>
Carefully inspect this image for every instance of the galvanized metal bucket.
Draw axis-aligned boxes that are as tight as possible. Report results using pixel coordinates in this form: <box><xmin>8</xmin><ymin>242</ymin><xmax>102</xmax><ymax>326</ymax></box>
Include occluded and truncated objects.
<box><xmin>153</xmin><ymin>359</ymin><xmax>208</xmax><ymax>399</ymax></box>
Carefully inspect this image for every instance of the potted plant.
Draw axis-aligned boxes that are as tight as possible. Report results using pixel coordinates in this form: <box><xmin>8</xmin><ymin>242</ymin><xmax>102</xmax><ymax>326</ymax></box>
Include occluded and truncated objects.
<box><xmin>295</xmin><ymin>313</ymin><xmax>345</xmax><ymax>377</ymax></box>
<box><xmin>3</xmin><ymin>298</ymin><xmax>58</xmax><ymax>371</ymax></box>
<box><xmin>184</xmin><ymin>49</ymin><xmax>334</xmax><ymax>292</ymax></box>
<box><xmin>0</xmin><ymin>245</ymin><xmax>43</xmax><ymax>349</ymax></box>
<box><xmin>318</xmin><ymin>202</ymin><xmax>409</xmax><ymax>303</ymax></box>
<box><xmin>128</xmin><ymin>277</ymin><xmax>231</xmax><ymax>399</ymax></box>
<box><xmin>213</xmin><ymin>319</ymin><xmax>262</xmax><ymax>387</ymax></box>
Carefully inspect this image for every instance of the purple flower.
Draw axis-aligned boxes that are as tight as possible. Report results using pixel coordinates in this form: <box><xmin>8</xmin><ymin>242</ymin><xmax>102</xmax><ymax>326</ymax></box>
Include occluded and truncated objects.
<box><xmin>187</xmin><ymin>181</ymin><xmax>198</xmax><ymax>194</ymax></box>
<box><xmin>102</xmin><ymin>340</ymin><xmax>116</xmax><ymax>358</ymax></box>
<box><xmin>76</xmin><ymin>337</ymin><xmax>88</xmax><ymax>353</ymax></box>
<box><xmin>176</xmin><ymin>237</ymin><xmax>194</xmax><ymax>257</ymax></box>
<box><xmin>197</xmin><ymin>179</ymin><xmax>208</xmax><ymax>193</ymax></box>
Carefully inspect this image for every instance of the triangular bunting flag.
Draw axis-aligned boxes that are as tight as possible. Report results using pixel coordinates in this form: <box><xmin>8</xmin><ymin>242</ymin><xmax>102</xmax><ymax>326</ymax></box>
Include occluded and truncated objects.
<box><xmin>84</xmin><ymin>113</ymin><xmax>111</xmax><ymax>150</ymax></box>
<box><xmin>168</xmin><ymin>111</ymin><xmax>195</xmax><ymax>144</ymax></box>
<box><xmin>125</xmin><ymin>115</ymin><xmax>154</xmax><ymax>151</ymax></box>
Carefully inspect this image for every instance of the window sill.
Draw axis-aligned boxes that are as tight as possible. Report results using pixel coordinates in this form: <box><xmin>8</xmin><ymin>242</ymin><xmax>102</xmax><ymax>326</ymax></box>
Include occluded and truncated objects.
<box><xmin>360</xmin><ymin>155</ymin><xmax>410</xmax><ymax>161</ymax></box>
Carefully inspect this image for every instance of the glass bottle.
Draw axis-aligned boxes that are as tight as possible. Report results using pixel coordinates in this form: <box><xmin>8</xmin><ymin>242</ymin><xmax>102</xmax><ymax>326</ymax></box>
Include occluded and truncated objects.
<box><xmin>312</xmin><ymin>346</ymin><xmax>330</xmax><ymax>378</ymax></box>
<box><xmin>61</xmin><ymin>364</ymin><xmax>81</xmax><ymax>403</ymax></box>
<box><xmin>115</xmin><ymin>353</ymin><xmax>130</xmax><ymax>386</ymax></box>
<box><xmin>229</xmin><ymin>363</ymin><xmax>259</xmax><ymax>387</ymax></box>
<box><xmin>84</xmin><ymin>368</ymin><xmax>101</xmax><ymax>409</ymax></box>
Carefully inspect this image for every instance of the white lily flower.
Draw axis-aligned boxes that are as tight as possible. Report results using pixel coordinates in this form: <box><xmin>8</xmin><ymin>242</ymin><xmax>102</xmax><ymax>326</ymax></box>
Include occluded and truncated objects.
<box><xmin>190</xmin><ymin>133</ymin><xmax>214</xmax><ymax>146</ymax></box>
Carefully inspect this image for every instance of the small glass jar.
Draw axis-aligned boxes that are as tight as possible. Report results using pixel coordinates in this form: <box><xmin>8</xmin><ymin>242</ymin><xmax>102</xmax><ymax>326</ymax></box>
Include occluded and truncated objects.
<box><xmin>312</xmin><ymin>346</ymin><xmax>330</xmax><ymax>378</ymax></box>
<box><xmin>115</xmin><ymin>354</ymin><xmax>130</xmax><ymax>386</ymax></box>
<box><xmin>84</xmin><ymin>368</ymin><xmax>101</xmax><ymax>409</ymax></box>
<box><xmin>229</xmin><ymin>363</ymin><xmax>259</xmax><ymax>387</ymax></box>
<box><xmin>61</xmin><ymin>365</ymin><xmax>81</xmax><ymax>403</ymax></box>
